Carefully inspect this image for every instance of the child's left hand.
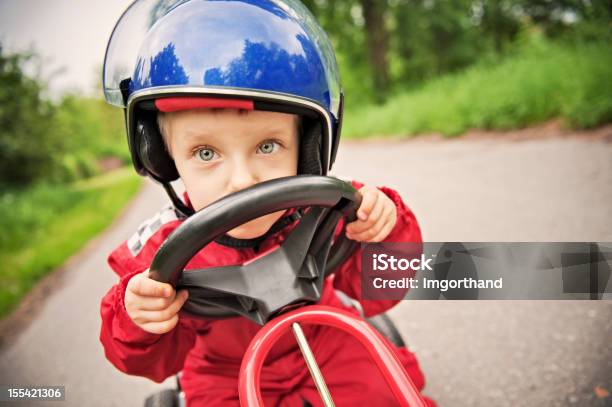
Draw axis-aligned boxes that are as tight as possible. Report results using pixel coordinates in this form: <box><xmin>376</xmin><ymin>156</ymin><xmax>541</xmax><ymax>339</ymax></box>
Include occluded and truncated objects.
<box><xmin>345</xmin><ymin>185</ymin><xmax>397</xmax><ymax>242</ymax></box>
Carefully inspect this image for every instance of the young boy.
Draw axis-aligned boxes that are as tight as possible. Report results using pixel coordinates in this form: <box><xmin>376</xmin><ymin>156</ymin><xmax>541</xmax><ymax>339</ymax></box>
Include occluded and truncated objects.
<box><xmin>100</xmin><ymin>1</ymin><xmax>435</xmax><ymax>405</ymax></box>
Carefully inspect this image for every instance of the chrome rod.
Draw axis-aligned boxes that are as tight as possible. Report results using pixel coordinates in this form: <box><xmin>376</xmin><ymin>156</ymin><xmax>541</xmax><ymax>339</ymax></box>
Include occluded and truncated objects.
<box><xmin>291</xmin><ymin>322</ymin><xmax>335</xmax><ymax>407</ymax></box>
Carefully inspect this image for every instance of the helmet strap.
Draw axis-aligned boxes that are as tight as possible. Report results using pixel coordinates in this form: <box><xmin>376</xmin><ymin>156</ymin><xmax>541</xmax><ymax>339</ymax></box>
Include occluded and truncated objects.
<box><xmin>161</xmin><ymin>182</ymin><xmax>194</xmax><ymax>218</ymax></box>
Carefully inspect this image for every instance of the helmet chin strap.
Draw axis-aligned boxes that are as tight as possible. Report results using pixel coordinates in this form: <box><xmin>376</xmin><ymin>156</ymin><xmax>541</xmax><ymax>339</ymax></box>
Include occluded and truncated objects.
<box><xmin>161</xmin><ymin>182</ymin><xmax>194</xmax><ymax>218</ymax></box>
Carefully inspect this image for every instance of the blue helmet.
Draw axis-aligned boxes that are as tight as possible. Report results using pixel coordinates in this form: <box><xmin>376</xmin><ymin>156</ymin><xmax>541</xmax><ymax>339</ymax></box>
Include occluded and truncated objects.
<box><xmin>103</xmin><ymin>0</ymin><xmax>344</xmax><ymax>208</ymax></box>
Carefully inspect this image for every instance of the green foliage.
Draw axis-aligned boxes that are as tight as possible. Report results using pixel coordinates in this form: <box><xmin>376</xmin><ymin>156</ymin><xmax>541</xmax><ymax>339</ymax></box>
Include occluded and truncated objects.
<box><xmin>0</xmin><ymin>47</ymin><xmax>63</xmax><ymax>187</ymax></box>
<box><xmin>390</xmin><ymin>0</ymin><xmax>484</xmax><ymax>83</ymax></box>
<box><xmin>53</xmin><ymin>96</ymin><xmax>130</xmax><ymax>182</ymax></box>
<box><xmin>518</xmin><ymin>0</ymin><xmax>612</xmax><ymax>41</ymax></box>
<box><xmin>0</xmin><ymin>168</ymin><xmax>141</xmax><ymax>318</ymax></box>
<box><xmin>303</xmin><ymin>0</ymin><xmax>612</xmax><ymax>107</ymax></box>
<box><xmin>0</xmin><ymin>46</ymin><xmax>130</xmax><ymax>187</ymax></box>
<box><xmin>343</xmin><ymin>40</ymin><xmax>612</xmax><ymax>138</ymax></box>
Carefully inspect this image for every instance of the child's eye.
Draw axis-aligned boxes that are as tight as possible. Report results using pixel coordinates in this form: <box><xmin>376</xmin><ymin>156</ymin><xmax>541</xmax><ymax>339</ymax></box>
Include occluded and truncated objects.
<box><xmin>196</xmin><ymin>148</ymin><xmax>218</xmax><ymax>162</ymax></box>
<box><xmin>257</xmin><ymin>140</ymin><xmax>280</xmax><ymax>155</ymax></box>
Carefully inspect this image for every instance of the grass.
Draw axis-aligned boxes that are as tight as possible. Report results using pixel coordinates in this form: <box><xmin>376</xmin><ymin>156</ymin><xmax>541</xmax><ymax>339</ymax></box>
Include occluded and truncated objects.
<box><xmin>342</xmin><ymin>40</ymin><xmax>612</xmax><ymax>138</ymax></box>
<box><xmin>0</xmin><ymin>168</ymin><xmax>141</xmax><ymax>319</ymax></box>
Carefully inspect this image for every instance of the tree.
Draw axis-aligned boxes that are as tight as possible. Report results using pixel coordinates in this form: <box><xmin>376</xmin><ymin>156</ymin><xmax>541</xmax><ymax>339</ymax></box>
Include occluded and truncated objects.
<box><xmin>0</xmin><ymin>46</ymin><xmax>63</xmax><ymax>187</ymax></box>
<box><xmin>479</xmin><ymin>0</ymin><xmax>520</xmax><ymax>53</ymax></box>
<box><xmin>391</xmin><ymin>0</ymin><xmax>482</xmax><ymax>84</ymax></box>
<box><xmin>361</xmin><ymin>0</ymin><xmax>391</xmax><ymax>100</ymax></box>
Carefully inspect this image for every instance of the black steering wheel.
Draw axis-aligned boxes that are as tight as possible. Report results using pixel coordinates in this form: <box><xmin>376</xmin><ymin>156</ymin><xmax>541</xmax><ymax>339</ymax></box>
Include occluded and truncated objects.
<box><xmin>149</xmin><ymin>175</ymin><xmax>362</xmax><ymax>325</ymax></box>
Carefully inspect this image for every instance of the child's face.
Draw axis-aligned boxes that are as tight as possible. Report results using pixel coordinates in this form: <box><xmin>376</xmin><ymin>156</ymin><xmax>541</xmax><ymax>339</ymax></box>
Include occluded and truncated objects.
<box><xmin>164</xmin><ymin>109</ymin><xmax>299</xmax><ymax>239</ymax></box>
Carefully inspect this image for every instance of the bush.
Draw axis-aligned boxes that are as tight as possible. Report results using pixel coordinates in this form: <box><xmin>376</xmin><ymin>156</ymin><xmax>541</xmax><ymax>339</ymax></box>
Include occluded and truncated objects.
<box><xmin>52</xmin><ymin>96</ymin><xmax>130</xmax><ymax>182</ymax></box>
<box><xmin>0</xmin><ymin>47</ymin><xmax>64</xmax><ymax>186</ymax></box>
<box><xmin>0</xmin><ymin>46</ymin><xmax>131</xmax><ymax>186</ymax></box>
<box><xmin>343</xmin><ymin>39</ymin><xmax>612</xmax><ymax>138</ymax></box>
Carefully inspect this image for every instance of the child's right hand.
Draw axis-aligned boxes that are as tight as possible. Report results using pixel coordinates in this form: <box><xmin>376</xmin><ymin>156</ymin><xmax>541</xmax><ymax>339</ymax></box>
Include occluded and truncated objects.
<box><xmin>125</xmin><ymin>269</ymin><xmax>189</xmax><ymax>334</ymax></box>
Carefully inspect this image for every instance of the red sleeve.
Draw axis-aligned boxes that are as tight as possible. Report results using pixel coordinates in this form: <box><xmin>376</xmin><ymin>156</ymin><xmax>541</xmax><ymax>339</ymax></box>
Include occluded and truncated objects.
<box><xmin>100</xmin><ymin>238</ymin><xmax>206</xmax><ymax>383</ymax></box>
<box><xmin>332</xmin><ymin>180</ymin><xmax>423</xmax><ymax>317</ymax></box>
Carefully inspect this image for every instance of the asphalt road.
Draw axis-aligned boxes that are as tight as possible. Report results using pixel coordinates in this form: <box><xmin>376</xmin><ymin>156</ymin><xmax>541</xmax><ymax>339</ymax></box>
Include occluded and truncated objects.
<box><xmin>0</xmin><ymin>135</ymin><xmax>611</xmax><ymax>406</ymax></box>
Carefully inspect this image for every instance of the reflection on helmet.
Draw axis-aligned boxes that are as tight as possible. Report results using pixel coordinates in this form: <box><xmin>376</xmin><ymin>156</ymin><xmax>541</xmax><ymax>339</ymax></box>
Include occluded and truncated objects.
<box><xmin>104</xmin><ymin>0</ymin><xmax>341</xmax><ymax>116</ymax></box>
<box><xmin>129</xmin><ymin>2</ymin><xmax>333</xmax><ymax>115</ymax></box>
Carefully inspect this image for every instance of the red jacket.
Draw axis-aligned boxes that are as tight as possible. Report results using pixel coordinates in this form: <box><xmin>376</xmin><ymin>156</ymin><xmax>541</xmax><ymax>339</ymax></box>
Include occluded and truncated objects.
<box><xmin>99</xmin><ymin>180</ymin><xmax>429</xmax><ymax>406</ymax></box>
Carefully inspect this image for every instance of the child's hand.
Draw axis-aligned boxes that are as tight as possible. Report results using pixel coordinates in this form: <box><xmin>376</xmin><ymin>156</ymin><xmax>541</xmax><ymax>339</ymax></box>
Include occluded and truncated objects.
<box><xmin>345</xmin><ymin>185</ymin><xmax>397</xmax><ymax>243</ymax></box>
<box><xmin>125</xmin><ymin>269</ymin><xmax>189</xmax><ymax>334</ymax></box>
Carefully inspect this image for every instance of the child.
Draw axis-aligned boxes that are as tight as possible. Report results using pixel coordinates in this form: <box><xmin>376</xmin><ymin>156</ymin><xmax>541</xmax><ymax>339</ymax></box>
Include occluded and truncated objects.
<box><xmin>100</xmin><ymin>1</ymin><xmax>435</xmax><ymax>405</ymax></box>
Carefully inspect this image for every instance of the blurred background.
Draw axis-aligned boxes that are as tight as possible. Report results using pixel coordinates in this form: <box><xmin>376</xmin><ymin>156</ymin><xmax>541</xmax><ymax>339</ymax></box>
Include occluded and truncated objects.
<box><xmin>0</xmin><ymin>1</ymin><xmax>611</xmax><ymax>406</ymax></box>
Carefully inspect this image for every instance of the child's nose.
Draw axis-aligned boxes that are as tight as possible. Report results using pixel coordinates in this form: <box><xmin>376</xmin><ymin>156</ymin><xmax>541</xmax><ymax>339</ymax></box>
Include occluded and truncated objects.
<box><xmin>227</xmin><ymin>160</ymin><xmax>258</xmax><ymax>193</ymax></box>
